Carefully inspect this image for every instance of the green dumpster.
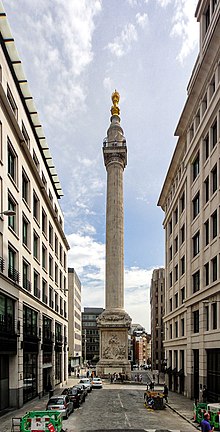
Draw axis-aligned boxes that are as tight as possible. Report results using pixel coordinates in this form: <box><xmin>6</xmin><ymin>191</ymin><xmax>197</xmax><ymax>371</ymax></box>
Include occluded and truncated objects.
<box><xmin>193</xmin><ymin>402</ymin><xmax>207</xmax><ymax>423</ymax></box>
<box><xmin>20</xmin><ymin>410</ymin><xmax>63</xmax><ymax>432</ymax></box>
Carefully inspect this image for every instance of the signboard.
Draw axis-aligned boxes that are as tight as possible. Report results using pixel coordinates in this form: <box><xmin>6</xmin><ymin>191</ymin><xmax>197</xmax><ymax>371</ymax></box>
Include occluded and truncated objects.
<box><xmin>31</xmin><ymin>417</ymin><xmax>45</xmax><ymax>431</ymax></box>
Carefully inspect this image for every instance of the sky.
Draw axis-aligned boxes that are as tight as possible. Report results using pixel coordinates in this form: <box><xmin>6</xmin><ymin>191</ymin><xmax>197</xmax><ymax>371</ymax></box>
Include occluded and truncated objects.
<box><xmin>2</xmin><ymin>0</ymin><xmax>199</xmax><ymax>332</ymax></box>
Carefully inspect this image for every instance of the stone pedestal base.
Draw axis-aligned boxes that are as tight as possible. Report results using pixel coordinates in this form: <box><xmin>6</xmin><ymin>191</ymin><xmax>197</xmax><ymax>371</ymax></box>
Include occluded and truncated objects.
<box><xmin>96</xmin><ymin>309</ymin><xmax>131</xmax><ymax>379</ymax></box>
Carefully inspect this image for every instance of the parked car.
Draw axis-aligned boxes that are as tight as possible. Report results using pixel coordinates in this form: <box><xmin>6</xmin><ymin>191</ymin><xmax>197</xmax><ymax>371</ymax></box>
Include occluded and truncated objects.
<box><xmin>62</xmin><ymin>386</ymin><xmax>85</xmax><ymax>408</ymax></box>
<box><xmin>46</xmin><ymin>395</ymin><xmax>74</xmax><ymax>419</ymax></box>
<box><xmin>91</xmin><ymin>377</ymin><xmax>103</xmax><ymax>388</ymax></box>
<box><xmin>74</xmin><ymin>383</ymin><xmax>88</xmax><ymax>399</ymax></box>
<box><xmin>79</xmin><ymin>378</ymin><xmax>92</xmax><ymax>393</ymax></box>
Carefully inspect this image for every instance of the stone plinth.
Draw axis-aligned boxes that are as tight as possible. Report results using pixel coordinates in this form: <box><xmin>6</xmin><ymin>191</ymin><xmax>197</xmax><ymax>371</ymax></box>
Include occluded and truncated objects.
<box><xmin>96</xmin><ymin>309</ymin><xmax>131</xmax><ymax>378</ymax></box>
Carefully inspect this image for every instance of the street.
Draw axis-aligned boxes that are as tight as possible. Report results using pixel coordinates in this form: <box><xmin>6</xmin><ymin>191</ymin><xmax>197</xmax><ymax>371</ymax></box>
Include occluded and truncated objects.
<box><xmin>64</xmin><ymin>383</ymin><xmax>197</xmax><ymax>431</ymax></box>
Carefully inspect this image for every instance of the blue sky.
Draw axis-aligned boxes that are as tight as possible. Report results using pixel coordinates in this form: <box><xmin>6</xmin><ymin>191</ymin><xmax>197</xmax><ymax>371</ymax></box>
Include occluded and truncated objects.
<box><xmin>2</xmin><ymin>0</ymin><xmax>199</xmax><ymax>331</ymax></box>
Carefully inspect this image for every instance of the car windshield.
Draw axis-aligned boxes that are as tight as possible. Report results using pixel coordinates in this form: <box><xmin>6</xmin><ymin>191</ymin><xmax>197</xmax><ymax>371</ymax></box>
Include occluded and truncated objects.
<box><xmin>48</xmin><ymin>398</ymin><xmax>64</xmax><ymax>405</ymax></box>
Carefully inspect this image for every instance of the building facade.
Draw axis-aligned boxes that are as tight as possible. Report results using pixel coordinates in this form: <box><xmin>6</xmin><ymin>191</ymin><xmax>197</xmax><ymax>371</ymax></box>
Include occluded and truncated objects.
<box><xmin>0</xmin><ymin>7</ymin><xmax>69</xmax><ymax>411</ymax></box>
<box><xmin>68</xmin><ymin>268</ymin><xmax>82</xmax><ymax>373</ymax></box>
<box><xmin>82</xmin><ymin>307</ymin><xmax>104</xmax><ymax>365</ymax></box>
<box><xmin>158</xmin><ymin>0</ymin><xmax>220</xmax><ymax>401</ymax></box>
<box><xmin>150</xmin><ymin>268</ymin><xmax>165</xmax><ymax>372</ymax></box>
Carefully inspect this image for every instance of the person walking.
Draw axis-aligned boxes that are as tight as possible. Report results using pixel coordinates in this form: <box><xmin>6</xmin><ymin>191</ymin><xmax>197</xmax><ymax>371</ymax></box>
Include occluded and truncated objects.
<box><xmin>163</xmin><ymin>383</ymin><xmax>169</xmax><ymax>403</ymax></box>
<box><xmin>201</xmin><ymin>412</ymin><xmax>214</xmax><ymax>431</ymax></box>
<box><xmin>202</xmin><ymin>385</ymin><xmax>208</xmax><ymax>403</ymax></box>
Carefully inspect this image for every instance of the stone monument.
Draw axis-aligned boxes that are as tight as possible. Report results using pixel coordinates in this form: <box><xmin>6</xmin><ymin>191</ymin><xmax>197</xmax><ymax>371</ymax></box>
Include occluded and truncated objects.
<box><xmin>96</xmin><ymin>91</ymin><xmax>131</xmax><ymax>377</ymax></box>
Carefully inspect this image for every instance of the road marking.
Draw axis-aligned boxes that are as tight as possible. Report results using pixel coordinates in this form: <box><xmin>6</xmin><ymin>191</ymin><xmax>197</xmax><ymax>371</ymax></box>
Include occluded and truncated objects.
<box><xmin>118</xmin><ymin>392</ymin><xmax>131</xmax><ymax>428</ymax></box>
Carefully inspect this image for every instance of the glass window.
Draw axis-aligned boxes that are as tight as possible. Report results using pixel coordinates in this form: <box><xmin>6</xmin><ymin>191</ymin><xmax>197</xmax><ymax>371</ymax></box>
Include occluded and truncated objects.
<box><xmin>204</xmin><ymin>262</ymin><xmax>209</xmax><ymax>286</ymax></box>
<box><xmin>193</xmin><ymin>192</ymin><xmax>200</xmax><ymax>218</ymax></box>
<box><xmin>22</xmin><ymin>216</ymin><xmax>29</xmax><ymax>247</ymax></box>
<box><xmin>8</xmin><ymin>140</ymin><xmax>16</xmax><ymax>182</ymax></box>
<box><xmin>204</xmin><ymin>133</ymin><xmax>209</xmax><ymax>161</ymax></box>
<box><xmin>181</xmin><ymin>255</ymin><xmax>185</xmax><ymax>275</ymax></box>
<box><xmin>193</xmin><ymin>310</ymin><xmax>199</xmax><ymax>333</ymax></box>
<box><xmin>212</xmin><ymin>210</ymin><xmax>217</xmax><ymax>238</ymax></box>
<box><xmin>193</xmin><ymin>231</ymin><xmax>200</xmax><ymax>257</ymax></box>
<box><xmin>212</xmin><ymin>256</ymin><xmax>217</xmax><ymax>282</ymax></box>
<box><xmin>33</xmin><ymin>232</ymin><xmax>39</xmax><ymax>260</ymax></box>
<box><xmin>211</xmin><ymin>164</ymin><xmax>217</xmax><ymax>194</ymax></box>
<box><xmin>193</xmin><ymin>270</ymin><xmax>200</xmax><ymax>293</ymax></box>
<box><xmin>22</xmin><ymin>170</ymin><xmax>29</xmax><ymax>204</ymax></box>
<box><xmin>211</xmin><ymin>119</ymin><xmax>217</xmax><ymax>149</ymax></box>
<box><xmin>33</xmin><ymin>191</ymin><xmax>39</xmax><ymax>222</ymax></box>
<box><xmin>204</xmin><ymin>219</ymin><xmax>209</xmax><ymax>246</ymax></box>
<box><xmin>8</xmin><ymin>195</ymin><xmax>16</xmax><ymax>231</ymax></box>
<box><xmin>192</xmin><ymin>153</ymin><xmax>199</xmax><ymax>181</ymax></box>
<box><xmin>212</xmin><ymin>303</ymin><xmax>217</xmax><ymax>329</ymax></box>
<box><xmin>204</xmin><ymin>176</ymin><xmax>209</xmax><ymax>203</ymax></box>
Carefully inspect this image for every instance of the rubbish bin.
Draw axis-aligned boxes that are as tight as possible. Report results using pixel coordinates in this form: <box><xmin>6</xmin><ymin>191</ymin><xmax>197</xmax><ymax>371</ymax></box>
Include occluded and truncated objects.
<box><xmin>49</xmin><ymin>389</ymin><xmax>54</xmax><ymax>398</ymax></box>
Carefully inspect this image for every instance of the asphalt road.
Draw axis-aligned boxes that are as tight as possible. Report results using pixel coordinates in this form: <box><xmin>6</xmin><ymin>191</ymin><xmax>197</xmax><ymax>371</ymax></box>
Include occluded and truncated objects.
<box><xmin>64</xmin><ymin>384</ymin><xmax>195</xmax><ymax>432</ymax></box>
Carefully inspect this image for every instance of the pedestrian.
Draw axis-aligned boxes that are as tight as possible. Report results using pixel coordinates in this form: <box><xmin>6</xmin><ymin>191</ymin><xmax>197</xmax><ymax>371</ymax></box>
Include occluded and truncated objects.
<box><xmin>201</xmin><ymin>412</ymin><xmax>214</xmax><ymax>431</ymax></box>
<box><xmin>163</xmin><ymin>383</ymin><xmax>168</xmax><ymax>403</ymax></box>
<box><xmin>139</xmin><ymin>374</ymin><xmax>142</xmax><ymax>382</ymax></box>
<box><xmin>134</xmin><ymin>375</ymin><xmax>137</xmax><ymax>382</ymax></box>
<box><xmin>202</xmin><ymin>385</ymin><xmax>208</xmax><ymax>403</ymax></box>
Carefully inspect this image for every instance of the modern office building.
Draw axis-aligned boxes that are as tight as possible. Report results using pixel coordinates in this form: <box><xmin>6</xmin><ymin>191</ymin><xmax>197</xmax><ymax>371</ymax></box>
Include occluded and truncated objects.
<box><xmin>68</xmin><ymin>268</ymin><xmax>82</xmax><ymax>373</ymax></box>
<box><xmin>82</xmin><ymin>307</ymin><xmax>104</xmax><ymax>365</ymax></box>
<box><xmin>150</xmin><ymin>268</ymin><xmax>165</xmax><ymax>373</ymax></box>
<box><xmin>158</xmin><ymin>0</ymin><xmax>220</xmax><ymax>401</ymax></box>
<box><xmin>0</xmin><ymin>6</ymin><xmax>69</xmax><ymax>411</ymax></box>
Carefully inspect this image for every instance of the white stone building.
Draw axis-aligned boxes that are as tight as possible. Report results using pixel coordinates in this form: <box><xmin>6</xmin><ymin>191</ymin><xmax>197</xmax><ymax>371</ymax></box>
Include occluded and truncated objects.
<box><xmin>158</xmin><ymin>0</ymin><xmax>220</xmax><ymax>401</ymax></box>
<box><xmin>0</xmin><ymin>6</ymin><xmax>69</xmax><ymax>410</ymax></box>
<box><xmin>68</xmin><ymin>268</ymin><xmax>82</xmax><ymax>373</ymax></box>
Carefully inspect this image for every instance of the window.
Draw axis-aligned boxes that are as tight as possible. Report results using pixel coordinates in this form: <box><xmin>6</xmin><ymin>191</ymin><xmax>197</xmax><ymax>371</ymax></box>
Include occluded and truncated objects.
<box><xmin>204</xmin><ymin>176</ymin><xmax>209</xmax><ymax>203</ymax></box>
<box><xmin>193</xmin><ymin>270</ymin><xmax>200</xmax><ymax>293</ymax></box>
<box><xmin>55</xmin><ymin>293</ymin><xmax>58</xmax><ymax>313</ymax></box>
<box><xmin>181</xmin><ymin>287</ymin><xmax>185</xmax><ymax>304</ymax></box>
<box><xmin>169</xmin><ymin>272</ymin><xmax>172</xmax><ymax>288</ymax></box>
<box><xmin>22</xmin><ymin>122</ymin><xmax>30</xmax><ymax>148</ymax></box>
<box><xmin>60</xmin><ymin>270</ymin><xmax>62</xmax><ymax>290</ymax></box>
<box><xmin>211</xmin><ymin>119</ymin><xmax>217</xmax><ymax>149</ymax></box>
<box><xmin>8</xmin><ymin>140</ymin><xmax>16</xmax><ymax>182</ymax></box>
<box><xmin>22</xmin><ymin>170</ymin><xmax>29</xmax><ymax>204</ymax></box>
<box><xmin>181</xmin><ymin>255</ymin><xmax>185</xmax><ymax>275</ymax></box>
<box><xmin>49</xmin><ymin>255</ymin><xmax>53</xmax><ymax>278</ymax></box>
<box><xmin>169</xmin><ymin>220</ymin><xmax>172</xmax><ymax>235</ymax></box>
<box><xmin>210</xmin><ymin>75</ymin><xmax>216</xmax><ymax>99</ymax></box>
<box><xmin>192</xmin><ymin>153</ymin><xmax>199</xmax><ymax>181</ymax></box>
<box><xmin>193</xmin><ymin>310</ymin><xmax>199</xmax><ymax>333</ymax></box>
<box><xmin>174</xmin><ymin>207</ymin><xmax>178</xmax><ymax>225</ymax></box>
<box><xmin>193</xmin><ymin>192</ymin><xmax>200</xmax><ymax>219</ymax></box>
<box><xmin>212</xmin><ymin>256</ymin><xmax>217</xmax><ymax>282</ymax></box>
<box><xmin>49</xmin><ymin>189</ymin><xmax>53</xmax><ymax>204</ymax></box>
<box><xmin>204</xmin><ymin>133</ymin><xmax>209</xmax><ymax>161</ymax></box>
<box><xmin>42</xmin><ymin>280</ymin><xmax>47</xmax><ymax>304</ymax></box>
<box><xmin>180</xmin><ymin>192</ymin><xmax>185</xmax><ymax>212</ymax></box>
<box><xmin>193</xmin><ymin>231</ymin><xmax>200</xmax><ymax>257</ymax></box>
<box><xmin>33</xmin><ymin>231</ymin><xmax>39</xmax><ymax>260</ymax></box>
<box><xmin>59</xmin><ymin>244</ymin><xmax>63</xmax><ymax>264</ymax></box>
<box><xmin>8</xmin><ymin>194</ymin><xmax>16</xmax><ymax>232</ymax></box>
<box><xmin>211</xmin><ymin>210</ymin><xmax>217</xmax><ymax>239</ymax></box>
<box><xmin>211</xmin><ymin>164</ymin><xmax>217</xmax><ymax>194</ymax></box>
<box><xmin>205</xmin><ymin>4</ymin><xmax>210</xmax><ymax>33</ymax></box>
<box><xmin>204</xmin><ymin>219</ymin><xmax>209</xmax><ymax>246</ymax></box>
<box><xmin>33</xmin><ymin>192</ymin><xmax>39</xmax><ymax>222</ymax></box>
<box><xmin>175</xmin><ymin>321</ymin><xmax>178</xmax><ymax>338</ymax></box>
<box><xmin>174</xmin><ymin>236</ymin><xmax>178</xmax><ymax>253</ymax></box>
<box><xmin>55</xmin><ymin>234</ymin><xmax>58</xmax><ymax>256</ymax></box>
<box><xmin>64</xmin><ymin>252</ymin><xmax>66</xmax><ymax>271</ymax></box>
<box><xmin>34</xmin><ymin>270</ymin><xmax>40</xmax><ymax>298</ymax></box>
<box><xmin>23</xmin><ymin>260</ymin><xmax>31</xmax><ymax>291</ymax></box>
<box><xmin>49</xmin><ymin>286</ymin><xmax>53</xmax><ymax>309</ymax></box>
<box><xmin>205</xmin><ymin>306</ymin><xmax>209</xmax><ymax>331</ymax></box>
<box><xmin>42</xmin><ymin>172</ymin><xmax>47</xmax><ymax>190</ymax></box>
<box><xmin>55</xmin><ymin>263</ymin><xmax>58</xmax><ymax>284</ymax></box>
<box><xmin>42</xmin><ymin>244</ymin><xmax>47</xmax><ymax>270</ymax></box>
<box><xmin>33</xmin><ymin>150</ymin><xmax>39</xmax><ymax>171</ymax></box>
<box><xmin>7</xmin><ymin>85</ymin><xmax>18</xmax><ymax>118</ymax></box>
<box><xmin>170</xmin><ymin>323</ymin><xmax>172</xmax><ymax>339</ymax></box>
<box><xmin>22</xmin><ymin>216</ymin><xmax>29</xmax><ymax>247</ymax></box>
<box><xmin>23</xmin><ymin>306</ymin><xmax>38</xmax><ymax>337</ymax></box>
<box><xmin>42</xmin><ymin>209</ymin><xmax>47</xmax><ymax>236</ymax></box>
<box><xmin>212</xmin><ymin>303</ymin><xmax>217</xmax><ymax>329</ymax></box>
<box><xmin>181</xmin><ymin>318</ymin><xmax>185</xmax><ymax>336</ymax></box>
<box><xmin>49</xmin><ymin>223</ymin><xmax>53</xmax><ymax>247</ymax></box>
<box><xmin>170</xmin><ymin>298</ymin><xmax>172</xmax><ymax>312</ymax></box>
<box><xmin>8</xmin><ymin>245</ymin><xmax>19</xmax><ymax>283</ymax></box>
<box><xmin>169</xmin><ymin>246</ymin><xmax>172</xmax><ymax>262</ymax></box>
<box><xmin>175</xmin><ymin>264</ymin><xmax>178</xmax><ymax>282</ymax></box>
<box><xmin>181</xmin><ymin>224</ymin><xmax>185</xmax><ymax>244</ymax></box>
<box><xmin>175</xmin><ymin>292</ymin><xmax>178</xmax><ymax>308</ymax></box>
<box><xmin>204</xmin><ymin>262</ymin><xmax>209</xmax><ymax>286</ymax></box>
<box><xmin>202</xmin><ymin>93</ymin><xmax>207</xmax><ymax>115</ymax></box>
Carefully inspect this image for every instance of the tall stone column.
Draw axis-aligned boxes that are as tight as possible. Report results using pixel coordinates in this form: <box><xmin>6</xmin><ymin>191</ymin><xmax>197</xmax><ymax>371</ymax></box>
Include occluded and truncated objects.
<box><xmin>97</xmin><ymin>91</ymin><xmax>131</xmax><ymax>377</ymax></box>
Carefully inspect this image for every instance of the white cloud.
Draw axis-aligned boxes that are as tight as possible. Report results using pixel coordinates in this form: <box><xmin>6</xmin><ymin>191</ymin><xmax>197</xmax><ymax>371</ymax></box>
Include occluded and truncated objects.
<box><xmin>136</xmin><ymin>12</ymin><xmax>149</xmax><ymax>29</ymax></box>
<box><xmin>156</xmin><ymin>0</ymin><xmax>198</xmax><ymax>63</ymax></box>
<box><xmin>107</xmin><ymin>23</ymin><xmax>138</xmax><ymax>57</ymax></box>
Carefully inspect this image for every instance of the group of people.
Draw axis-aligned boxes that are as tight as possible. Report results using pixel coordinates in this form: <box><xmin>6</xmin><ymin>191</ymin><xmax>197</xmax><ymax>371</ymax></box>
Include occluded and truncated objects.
<box><xmin>110</xmin><ymin>372</ymin><xmax>127</xmax><ymax>383</ymax></box>
<box><xmin>134</xmin><ymin>374</ymin><xmax>143</xmax><ymax>382</ymax></box>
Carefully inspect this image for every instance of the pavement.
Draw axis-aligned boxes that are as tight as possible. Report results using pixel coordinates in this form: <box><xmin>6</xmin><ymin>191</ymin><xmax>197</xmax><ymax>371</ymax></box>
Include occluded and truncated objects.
<box><xmin>2</xmin><ymin>376</ymin><xmax>200</xmax><ymax>431</ymax></box>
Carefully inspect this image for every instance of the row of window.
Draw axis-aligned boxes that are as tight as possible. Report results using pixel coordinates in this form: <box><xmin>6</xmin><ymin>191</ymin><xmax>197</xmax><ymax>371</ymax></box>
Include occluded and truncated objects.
<box><xmin>169</xmin><ymin>287</ymin><xmax>185</xmax><ymax>312</ymax></box>
<box><xmin>193</xmin><ymin>302</ymin><xmax>218</xmax><ymax>333</ymax></box>
<box><xmin>8</xmin><ymin>186</ymin><xmax>66</xmax><ymax>269</ymax></box>
<box><xmin>202</xmin><ymin>0</ymin><xmax>219</xmax><ymax>38</ymax></box>
<box><xmin>168</xmin><ymin>317</ymin><xmax>185</xmax><ymax>339</ymax></box>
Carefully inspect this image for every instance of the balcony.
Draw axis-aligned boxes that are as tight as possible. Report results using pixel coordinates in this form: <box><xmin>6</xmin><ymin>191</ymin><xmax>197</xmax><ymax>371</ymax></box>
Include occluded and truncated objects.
<box><xmin>0</xmin><ymin>256</ymin><xmax>5</xmax><ymax>273</ymax></box>
<box><xmin>8</xmin><ymin>266</ymin><xmax>20</xmax><ymax>283</ymax></box>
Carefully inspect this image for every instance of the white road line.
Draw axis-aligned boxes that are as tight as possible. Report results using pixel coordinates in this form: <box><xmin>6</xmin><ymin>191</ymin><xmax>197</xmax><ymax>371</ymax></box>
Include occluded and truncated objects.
<box><xmin>118</xmin><ymin>392</ymin><xmax>131</xmax><ymax>428</ymax></box>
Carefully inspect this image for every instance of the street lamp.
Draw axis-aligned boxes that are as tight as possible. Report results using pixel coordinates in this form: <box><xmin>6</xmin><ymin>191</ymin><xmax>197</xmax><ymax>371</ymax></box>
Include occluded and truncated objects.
<box><xmin>0</xmin><ymin>210</ymin><xmax>16</xmax><ymax>216</ymax></box>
